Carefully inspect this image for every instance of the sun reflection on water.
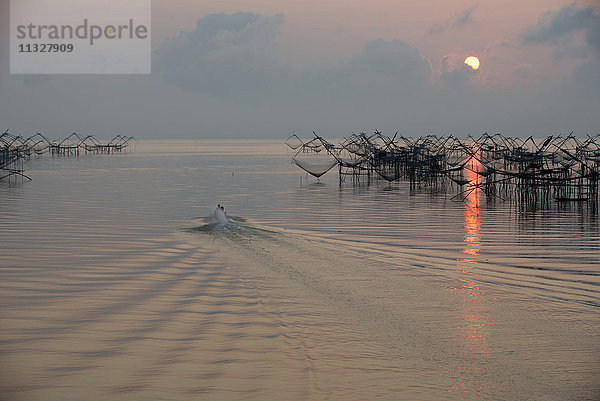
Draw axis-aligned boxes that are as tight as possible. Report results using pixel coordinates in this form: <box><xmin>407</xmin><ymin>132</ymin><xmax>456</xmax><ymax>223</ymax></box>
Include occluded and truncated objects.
<box><xmin>458</xmin><ymin>153</ymin><xmax>489</xmax><ymax>348</ymax></box>
<box><xmin>449</xmin><ymin>151</ymin><xmax>493</xmax><ymax>397</ymax></box>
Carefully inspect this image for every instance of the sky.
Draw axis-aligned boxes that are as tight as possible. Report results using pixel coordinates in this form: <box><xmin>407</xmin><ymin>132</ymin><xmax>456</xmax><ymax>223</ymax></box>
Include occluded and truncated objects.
<box><xmin>0</xmin><ymin>0</ymin><xmax>598</xmax><ymax>139</ymax></box>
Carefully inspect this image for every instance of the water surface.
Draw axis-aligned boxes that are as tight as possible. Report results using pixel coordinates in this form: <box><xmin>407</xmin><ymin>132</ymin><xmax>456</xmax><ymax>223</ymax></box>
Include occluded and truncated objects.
<box><xmin>1</xmin><ymin>140</ymin><xmax>598</xmax><ymax>400</ymax></box>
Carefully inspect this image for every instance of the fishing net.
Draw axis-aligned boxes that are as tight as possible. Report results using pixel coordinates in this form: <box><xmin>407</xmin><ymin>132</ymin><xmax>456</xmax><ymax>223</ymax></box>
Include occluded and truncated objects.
<box><xmin>373</xmin><ymin>166</ymin><xmax>401</xmax><ymax>182</ymax></box>
<box><xmin>292</xmin><ymin>158</ymin><xmax>338</xmax><ymax>178</ymax></box>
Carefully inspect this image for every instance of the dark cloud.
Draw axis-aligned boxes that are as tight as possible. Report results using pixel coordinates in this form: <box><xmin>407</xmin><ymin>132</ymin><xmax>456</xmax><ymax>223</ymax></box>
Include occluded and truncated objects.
<box><xmin>453</xmin><ymin>5</ymin><xmax>478</xmax><ymax>27</ymax></box>
<box><xmin>331</xmin><ymin>39</ymin><xmax>431</xmax><ymax>92</ymax></box>
<box><xmin>518</xmin><ymin>4</ymin><xmax>600</xmax><ymax>125</ymax></box>
<box><xmin>154</xmin><ymin>12</ymin><xmax>284</xmax><ymax>96</ymax></box>
<box><xmin>521</xmin><ymin>5</ymin><xmax>600</xmax><ymax>55</ymax></box>
<box><xmin>270</xmin><ymin>40</ymin><xmax>431</xmax><ymax>134</ymax></box>
<box><xmin>510</xmin><ymin>66</ymin><xmax>530</xmax><ymax>80</ymax></box>
<box><xmin>440</xmin><ymin>56</ymin><xmax>477</xmax><ymax>88</ymax></box>
<box><xmin>270</xmin><ymin>38</ymin><xmax>432</xmax><ymax>110</ymax></box>
<box><xmin>155</xmin><ymin>13</ymin><xmax>431</xmax><ymax>101</ymax></box>
<box><xmin>585</xmin><ymin>11</ymin><xmax>600</xmax><ymax>53</ymax></box>
<box><xmin>485</xmin><ymin>39</ymin><xmax>514</xmax><ymax>52</ymax></box>
<box><xmin>430</xmin><ymin>5</ymin><xmax>478</xmax><ymax>35</ymax></box>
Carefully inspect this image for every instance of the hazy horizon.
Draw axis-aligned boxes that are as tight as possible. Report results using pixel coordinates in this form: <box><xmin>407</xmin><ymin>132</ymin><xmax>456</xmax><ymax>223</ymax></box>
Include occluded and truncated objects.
<box><xmin>0</xmin><ymin>0</ymin><xmax>598</xmax><ymax>139</ymax></box>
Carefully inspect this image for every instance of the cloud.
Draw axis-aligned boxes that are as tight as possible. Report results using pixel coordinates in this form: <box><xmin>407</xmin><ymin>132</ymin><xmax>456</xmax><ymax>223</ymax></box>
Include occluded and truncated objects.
<box><xmin>485</xmin><ymin>39</ymin><xmax>514</xmax><ymax>52</ymax></box>
<box><xmin>267</xmin><ymin>38</ymin><xmax>432</xmax><ymax>114</ymax></box>
<box><xmin>585</xmin><ymin>10</ymin><xmax>600</xmax><ymax>53</ymax></box>
<box><xmin>521</xmin><ymin>5</ymin><xmax>600</xmax><ymax>56</ymax></box>
<box><xmin>153</xmin><ymin>12</ymin><xmax>284</xmax><ymax>96</ymax></box>
<box><xmin>452</xmin><ymin>5</ymin><xmax>478</xmax><ymax>28</ymax></box>
<box><xmin>510</xmin><ymin>66</ymin><xmax>531</xmax><ymax>80</ymax></box>
<box><xmin>430</xmin><ymin>5</ymin><xmax>478</xmax><ymax>35</ymax></box>
<box><xmin>284</xmin><ymin>39</ymin><xmax>432</xmax><ymax>133</ymax></box>
<box><xmin>330</xmin><ymin>39</ymin><xmax>431</xmax><ymax>93</ymax></box>
<box><xmin>439</xmin><ymin>54</ymin><xmax>477</xmax><ymax>88</ymax></box>
<box><xmin>155</xmin><ymin>13</ymin><xmax>431</xmax><ymax>102</ymax></box>
<box><xmin>522</xmin><ymin>5</ymin><xmax>596</xmax><ymax>43</ymax></box>
<box><xmin>520</xmin><ymin>4</ymin><xmax>599</xmax><ymax>95</ymax></box>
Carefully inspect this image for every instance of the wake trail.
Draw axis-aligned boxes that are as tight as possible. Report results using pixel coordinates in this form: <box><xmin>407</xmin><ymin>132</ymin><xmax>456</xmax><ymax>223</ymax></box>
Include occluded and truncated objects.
<box><xmin>185</xmin><ymin>217</ymin><xmax>588</xmax><ymax>400</ymax></box>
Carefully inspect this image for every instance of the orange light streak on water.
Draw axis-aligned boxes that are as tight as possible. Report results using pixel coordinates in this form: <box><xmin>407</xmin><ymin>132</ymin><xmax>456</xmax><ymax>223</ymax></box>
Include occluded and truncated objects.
<box><xmin>451</xmin><ymin>147</ymin><xmax>491</xmax><ymax>398</ymax></box>
<box><xmin>462</xmin><ymin>152</ymin><xmax>481</xmax><ymax>257</ymax></box>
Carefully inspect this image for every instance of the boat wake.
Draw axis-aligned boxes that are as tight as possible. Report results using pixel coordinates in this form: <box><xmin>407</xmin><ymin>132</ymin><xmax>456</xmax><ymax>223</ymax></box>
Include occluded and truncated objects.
<box><xmin>182</xmin><ymin>212</ymin><xmax>600</xmax><ymax>401</ymax></box>
<box><xmin>186</xmin><ymin>212</ymin><xmax>276</xmax><ymax>235</ymax></box>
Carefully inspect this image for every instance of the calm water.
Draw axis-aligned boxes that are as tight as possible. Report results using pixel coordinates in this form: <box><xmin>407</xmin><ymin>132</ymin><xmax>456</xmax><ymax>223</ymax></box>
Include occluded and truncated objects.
<box><xmin>1</xmin><ymin>140</ymin><xmax>598</xmax><ymax>400</ymax></box>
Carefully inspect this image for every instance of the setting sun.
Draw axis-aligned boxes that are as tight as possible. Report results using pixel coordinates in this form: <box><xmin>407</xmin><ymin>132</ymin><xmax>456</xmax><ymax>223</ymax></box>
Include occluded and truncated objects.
<box><xmin>464</xmin><ymin>56</ymin><xmax>480</xmax><ymax>70</ymax></box>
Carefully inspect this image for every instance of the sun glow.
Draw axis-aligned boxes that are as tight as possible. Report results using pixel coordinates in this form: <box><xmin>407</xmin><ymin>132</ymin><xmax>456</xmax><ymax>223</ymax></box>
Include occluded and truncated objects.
<box><xmin>464</xmin><ymin>56</ymin><xmax>480</xmax><ymax>70</ymax></box>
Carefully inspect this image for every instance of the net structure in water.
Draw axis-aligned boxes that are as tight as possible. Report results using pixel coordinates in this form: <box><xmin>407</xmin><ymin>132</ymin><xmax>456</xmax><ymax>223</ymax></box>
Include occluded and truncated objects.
<box><xmin>286</xmin><ymin>132</ymin><xmax>600</xmax><ymax>207</ymax></box>
<box><xmin>1</xmin><ymin>130</ymin><xmax>133</xmax><ymax>181</ymax></box>
<box><xmin>292</xmin><ymin>157</ymin><xmax>338</xmax><ymax>178</ymax></box>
